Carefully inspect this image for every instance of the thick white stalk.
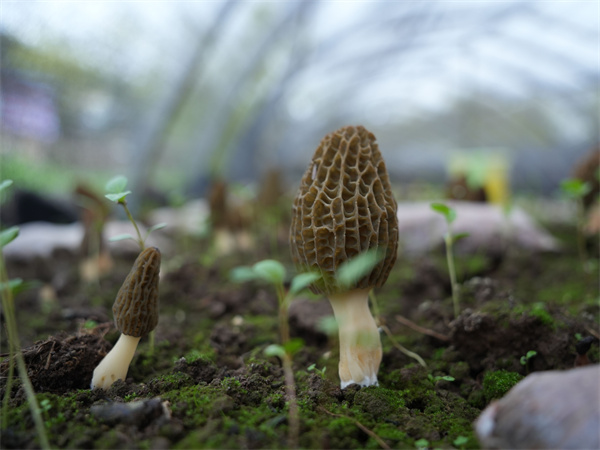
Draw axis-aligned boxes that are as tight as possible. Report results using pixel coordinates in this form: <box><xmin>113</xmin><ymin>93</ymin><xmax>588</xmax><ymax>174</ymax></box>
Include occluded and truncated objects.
<box><xmin>91</xmin><ymin>334</ymin><xmax>140</xmax><ymax>390</ymax></box>
<box><xmin>328</xmin><ymin>288</ymin><xmax>382</xmax><ymax>388</ymax></box>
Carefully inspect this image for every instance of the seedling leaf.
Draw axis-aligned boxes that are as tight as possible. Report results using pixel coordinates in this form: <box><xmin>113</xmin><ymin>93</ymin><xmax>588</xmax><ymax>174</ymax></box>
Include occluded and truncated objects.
<box><xmin>252</xmin><ymin>259</ymin><xmax>286</xmax><ymax>286</ymax></box>
<box><xmin>264</xmin><ymin>344</ymin><xmax>286</xmax><ymax>358</ymax></box>
<box><xmin>109</xmin><ymin>233</ymin><xmax>135</xmax><ymax>242</ymax></box>
<box><xmin>415</xmin><ymin>438</ymin><xmax>429</xmax><ymax>449</ymax></box>
<box><xmin>0</xmin><ymin>180</ymin><xmax>13</xmax><ymax>193</ymax></box>
<box><xmin>317</xmin><ymin>315</ymin><xmax>339</xmax><ymax>336</ymax></box>
<box><xmin>0</xmin><ymin>278</ymin><xmax>23</xmax><ymax>293</ymax></box>
<box><xmin>105</xmin><ymin>175</ymin><xmax>128</xmax><ymax>193</ymax></box>
<box><xmin>453</xmin><ymin>232</ymin><xmax>470</xmax><ymax>244</ymax></box>
<box><xmin>105</xmin><ymin>191</ymin><xmax>132</xmax><ymax>203</ymax></box>
<box><xmin>283</xmin><ymin>338</ymin><xmax>304</xmax><ymax>356</ymax></box>
<box><xmin>0</xmin><ymin>226</ymin><xmax>19</xmax><ymax>248</ymax></box>
<box><xmin>147</xmin><ymin>223</ymin><xmax>167</xmax><ymax>233</ymax></box>
<box><xmin>431</xmin><ymin>202</ymin><xmax>456</xmax><ymax>224</ymax></box>
<box><xmin>560</xmin><ymin>178</ymin><xmax>591</xmax><ymax>199</ymax></box>
<box><xmin>337</xmin><ymin>249</ymin><xmax>383</xmax><ymax>289</ymax></box>
<box><xmin>453</xmin><ymin>436</ymin><xmax>469</xmax><ymax>447</ymax></box>
<box><xmin>230</xmin><ymin>266</ymin><xmax>259</xmax><ymax>283</ymax></box>
<box><xmin>289</xmin><ymin>272</ymin><xmax>320</xmax><ymax>296</ymax></box>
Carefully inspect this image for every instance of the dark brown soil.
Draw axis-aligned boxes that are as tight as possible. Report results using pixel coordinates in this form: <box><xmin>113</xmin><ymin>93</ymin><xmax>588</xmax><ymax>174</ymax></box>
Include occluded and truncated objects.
<box><xmin>1</xmin><ymin>222</ymin><xmax>598</xmax><ymax>449</ymax></box>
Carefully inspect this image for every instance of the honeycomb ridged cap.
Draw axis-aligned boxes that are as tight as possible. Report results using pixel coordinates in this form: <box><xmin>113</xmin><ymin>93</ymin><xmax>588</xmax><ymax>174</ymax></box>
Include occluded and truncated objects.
<box><xmin>290</xmin><ymin>125</ymin><xmax>399</xmax><ymax>295</ymax></box>
<box><xmin>113</xmin><ymin>246</ymin><xmax>161</xmax><ymax>337</ymax></box>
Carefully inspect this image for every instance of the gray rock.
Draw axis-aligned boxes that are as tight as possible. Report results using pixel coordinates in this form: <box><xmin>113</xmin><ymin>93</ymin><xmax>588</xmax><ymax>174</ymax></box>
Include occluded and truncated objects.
<box><xmin>396</xmin><ymin>201</ymin><xmax>559</xmax><ymax>256</ymax></box>
<box><xmin>475</xmin><ymin>365</ymin><xmax>600</xmax><ymax>449</ymax></box>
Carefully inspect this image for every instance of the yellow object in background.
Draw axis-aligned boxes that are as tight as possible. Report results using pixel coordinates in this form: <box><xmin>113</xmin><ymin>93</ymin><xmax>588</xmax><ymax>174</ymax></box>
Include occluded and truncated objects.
<box><xmin>449</xmin><ymin>151</ymin><xmax>510</xmax><ymax>206</ymax></box>
<box><xmin>484</xmin><ymin>154</ymin><xmax>510</xmax><ymax>206</ymax></box>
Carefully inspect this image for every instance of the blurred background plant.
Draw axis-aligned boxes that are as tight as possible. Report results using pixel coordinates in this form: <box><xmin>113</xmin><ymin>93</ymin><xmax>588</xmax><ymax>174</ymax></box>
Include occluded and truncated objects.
<box><xmin>0</xmin><ymin>1</ymin><xmax>597</xmax><ymax>207</ymax></box>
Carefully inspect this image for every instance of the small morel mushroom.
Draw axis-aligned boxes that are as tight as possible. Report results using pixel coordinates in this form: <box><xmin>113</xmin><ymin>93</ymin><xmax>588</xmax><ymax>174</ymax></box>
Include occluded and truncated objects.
<box><xmin>91</xmin><ymin>247</ymin><xmax>161</xmax><ymax>390</ymax></box>
<box><xmin>290</xmin><ymin>125</ymin><xmax>398</xmax><ymax>388</ymax></box>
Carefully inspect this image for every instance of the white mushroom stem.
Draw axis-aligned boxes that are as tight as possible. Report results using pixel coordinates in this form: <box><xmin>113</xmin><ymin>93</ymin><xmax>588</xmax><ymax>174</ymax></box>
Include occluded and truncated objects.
<box><xmin>328</xmin><ymin>287</ymin><xmax>382</xmax><ymax>388</ymax></box>
<box><xmin>91</xmin><ymin>334</ymin><xmax>141</xmax><ymax>390</ymax></box>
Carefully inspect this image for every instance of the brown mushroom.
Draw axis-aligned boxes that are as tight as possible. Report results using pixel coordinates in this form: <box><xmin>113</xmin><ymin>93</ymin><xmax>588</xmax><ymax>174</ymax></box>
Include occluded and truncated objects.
<box><xmin>91</xmin><ymin>247</ymin><xmax>161</xmax><ymax>390</ymax></box>
<box><xmin>290</xmin><ymin>125</ymin><xmax>398</xmax><ymax>388</ymax></box>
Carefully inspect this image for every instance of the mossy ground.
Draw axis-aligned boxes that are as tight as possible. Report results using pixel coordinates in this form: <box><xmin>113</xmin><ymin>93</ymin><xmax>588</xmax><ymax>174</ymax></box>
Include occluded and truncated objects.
<box><xmin>1</xmin><ymin>216</ymin><xmax>598</xmax><ymax>449</ymax></box>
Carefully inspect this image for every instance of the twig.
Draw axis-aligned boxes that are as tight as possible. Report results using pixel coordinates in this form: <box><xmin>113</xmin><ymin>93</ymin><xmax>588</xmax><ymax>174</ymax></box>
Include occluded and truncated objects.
<box><xmin>369</xmin><ymin>291</ymin><xmax>427</xmax><ymax>368</ymax></box>
<box><xmin>380</xmin><ymin>325</ymin><xmax>427</xmax><ymax>368</ymax></box>
<box><xmin>44</xmin><ymin>340</ymin><xmax>56</xmax><ymax>370</ymax></box>
<box><xmin>318</xmin><ymin>407</ymin><xmax>390</xmax><ymax>449</ymax></box>
<box><xmin>395</xmin><ymin>315</ymin><xmax>450</xmax><ymax>341</ymax></box>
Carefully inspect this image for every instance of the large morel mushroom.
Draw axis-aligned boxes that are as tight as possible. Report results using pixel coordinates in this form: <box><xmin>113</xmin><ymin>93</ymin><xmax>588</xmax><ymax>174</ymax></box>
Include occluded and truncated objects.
<box><xmin>290</xmin><ymin>125</ymin><xmax>398</xmax><ymax>388</ymax></box>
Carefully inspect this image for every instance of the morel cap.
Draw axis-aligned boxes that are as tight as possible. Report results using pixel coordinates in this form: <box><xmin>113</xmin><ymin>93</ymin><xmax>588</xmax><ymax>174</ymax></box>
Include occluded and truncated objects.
<box><xmin>290</xmin><ymin>125</ymin><xmax>399</xmax><ymax>294</ymax></box>
<box><xmin>113</xmin><ymin>246</ymin><xmax>161</xmax><ymax>337</ymax></box>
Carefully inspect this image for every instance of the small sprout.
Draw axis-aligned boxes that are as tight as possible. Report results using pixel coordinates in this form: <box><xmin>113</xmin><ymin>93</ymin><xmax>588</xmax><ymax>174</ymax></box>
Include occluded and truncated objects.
<box><xmin>520</xmin><ymin>350</ymin><xmax>537</xmax><ymax>365</ymax></box>
<box><xmin>264</xmin><ymin>344</ymin><xmax>286</xmax><ymax>359</ymax></box>
<box><xmin>317</xmin><ymin>316</ymin><xmax>339</xmax><ymax>336</ymax></box>
<box><xmin>428</xmin><ymin>373</ymin><xmax>455</xmax><ymax>385</ymax></box>
<box><xmin>104</xmin><ymin>175</ymin><xmax>131</xmax><ymax>203</ymax></box>
<box><xmin>431</xmin><ymin>202</ymin><xmax>462</xmax><ymax>318</ymax></box>
<box><xmin>560</xmin><ymin>177</ymin><xmax>594</xmax><ymax>273</ymax></box>
<box><xmin>307</xmin><ymin>364</ymin><xmax>327</xmax><ymax>378</ymax></box>
<box><xmin>104</xmin><ymin>175</ymin><xmax>162</xmax><ymax>251</ymax></box>
<box><xmin>0</xmin><ymin>179</ymin><xmax>14</xmax><ymax>192</ymax></box>
<box><xmin>560</xmin><ymin>178</ymin><xmax>592</xmax><ymax>199</ymax></box>
<box><xmin>336</xmin><ymin>249</ymin><xmax>384</xmax><ymax>290</ymax></box>
<box><xmin>109</xmin><ymin>233</ymin><xmax>136</xmax><ymax>243</ymax></box>
<box><xmin>415</xmin><ymin>438</ymin><xmax>430</xmax><ymax>449</ymax></box>
<box><xmin>289</xmin><ymin>271</ymin><xmax>321</xmax><ymax>296</ymax></box>
<box><xmin>83</xmin><ymin>320</ymin><xmax>98</xmax><ymax>330</ymax></box>
<box><xmin>0</xmin><ymin>226</ymin><xmax>19</xmax><ymax>248</ymax></box>
<box><xmin>91</xmin><ymin>247</ymin><xmax>161</xmax><ymax>390</ymax></box>
<box><xmin>230</xmin><ymin>258</ymin><xmax>306</xmax><ymax>448</ymax></box>
<box><xmin>431</xmin><ymin>202</ymin><xmax>456</xmax><ymax>224</ymax></box>
<box><xmin>453</xmin><ymin>435</ymin><xmax>469</xmax><ymax>448</ymax></box>
<box><xmin>251</xmin><ymin>259</ymin><xmax>286</xmax><ymax>286</ymax></box>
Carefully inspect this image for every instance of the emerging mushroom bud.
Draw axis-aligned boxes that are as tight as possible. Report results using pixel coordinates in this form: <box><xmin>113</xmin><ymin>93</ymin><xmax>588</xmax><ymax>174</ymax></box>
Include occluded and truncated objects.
<box><xmin>290</xmin><ymin>125</ymin><xmax>398</xmax><ymax>388</ymax></box>
<box><xmin>91</xmin><ymin>247</ymin><xmax>161</xmax><ymax>390</ymax></box>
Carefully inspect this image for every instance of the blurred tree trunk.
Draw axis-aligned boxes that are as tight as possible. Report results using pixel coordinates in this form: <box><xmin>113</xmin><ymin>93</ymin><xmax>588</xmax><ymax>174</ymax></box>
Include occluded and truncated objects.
<box><xmin>184</xmin><ymin>1</ymin><xmax>314</xmax><ymax>190</ymax></box>
<box><xmin>129</xmin><ymin>0</ymin><xmax>239</xmax><ymax>208</ymax></box>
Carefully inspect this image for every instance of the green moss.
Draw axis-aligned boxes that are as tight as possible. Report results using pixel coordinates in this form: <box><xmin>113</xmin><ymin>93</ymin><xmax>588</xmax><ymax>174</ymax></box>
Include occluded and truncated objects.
<box><xmin>353</xmin><ymin>387</ymin><xmax>406</xmax><ymax>416</ymax></box>
<box><xmin>163</xmin><ymin>385</ymin><xmax>227</xmax><ymax>428</ymax></box>
<box><xmin>515</xmin><ymin>302</ymin><xmax>556</xmax><ymax>327</ymax></box>
<box><xmin>482</xmin><ymin>370</ymin><xmax>523</xmax><ymax>402</ymax></box>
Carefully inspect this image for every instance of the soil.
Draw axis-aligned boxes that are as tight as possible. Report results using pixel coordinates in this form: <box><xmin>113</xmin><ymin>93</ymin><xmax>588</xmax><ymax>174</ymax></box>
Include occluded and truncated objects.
<box><xmin>1</xmin><ymin>215</ymin><xmax>598</xmax><ymax>449</ymax></box>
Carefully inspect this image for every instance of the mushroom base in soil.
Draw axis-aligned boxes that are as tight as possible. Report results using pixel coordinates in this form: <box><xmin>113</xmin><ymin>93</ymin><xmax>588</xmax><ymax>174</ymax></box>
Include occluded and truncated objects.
<box><xmin>329</xmin><ymin>288</ymin><xmax>382</xmax><ymax>388</ymax></box>
<box><xmin>91</xmin><ymin>334</ymin><xmax>140</xmax><ymax>390</ymax></box>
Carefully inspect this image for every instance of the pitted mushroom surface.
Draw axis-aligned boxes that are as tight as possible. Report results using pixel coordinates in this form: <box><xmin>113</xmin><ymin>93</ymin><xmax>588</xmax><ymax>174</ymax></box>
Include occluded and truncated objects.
<box><xmin>290</xmin><ymin>125</ymin><xmax>398</xmax><ymax>294</ymax></box>
<box><xmin>290</xmin><ymin>125</ymin><xmax>398</xmax><ymax>388</ymax></box>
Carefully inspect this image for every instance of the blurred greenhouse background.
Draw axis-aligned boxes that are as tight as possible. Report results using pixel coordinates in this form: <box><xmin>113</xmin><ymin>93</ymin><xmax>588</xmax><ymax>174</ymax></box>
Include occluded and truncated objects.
<box><xmin>1</xmin><ymin>0</ymin><xmax>598</xmax><ymax>205</ymax></box>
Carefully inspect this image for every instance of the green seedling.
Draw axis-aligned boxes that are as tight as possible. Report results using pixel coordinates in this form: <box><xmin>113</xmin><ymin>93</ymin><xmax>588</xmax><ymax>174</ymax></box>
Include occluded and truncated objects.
<box><xmin>427</xmin><ymin>373</ymin><xmax>455</xmax><ymax>386</ymax></box>
<box><xmin>230</xmin><ymin>259</ymin><xmax>319</xmax><ymax>449</ymax></box>
<box><xmin>104</xmin><ymin>175</ymin><xmax>166</xmax><ymax>250</ymax></box>
<box><xmin>307</xmin><ymin>363</ymin><xmax>327</xmax><ymax>378</ymax></box>
<box><xmin>415</xmin><ymin>438</ymin><xmax>430</xmax><ymax>449</ymax></box>
<box><xmin>0</xmin><ymin>180</ymin><xmax>50</xmax><ymax>449</ymax></box>
<box><xmin>520</xmin><ymin>350</ymin><xmax>537</xmax><ymax>373</ymax></box>
<box><xmin>453</xmin><ymin>435</ymin><xmax>470</xmax><ymax>449</ymax></box>
<box><xmin>431</xmin><ymin>202</ymin><xmax>467</xmax><ymax>318</ymax></box>
<box><xmin>104</xmin><ymin>175</ymin><xmax>165</xmax><ymax>355</ymax></box>
<box><xmin>560</xmin><ymin>178</ymin><xmax>593</xmax><ymax>273</ymax></box>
